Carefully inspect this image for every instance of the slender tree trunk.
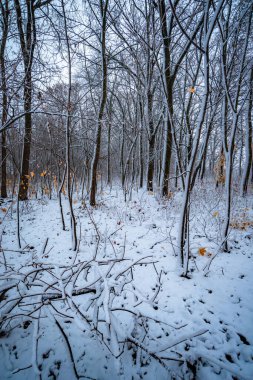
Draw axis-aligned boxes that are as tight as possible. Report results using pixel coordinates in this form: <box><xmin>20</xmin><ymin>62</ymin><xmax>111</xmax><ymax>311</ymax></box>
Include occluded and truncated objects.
<box><xmin>147</xmin><ymin>135</ymin><xmax>155</xmax><ymax>192</ymax></box>
<box><xmin>162</xmin><ymin>108</ymin><xmax>173</xmax><ymax>195</ymax></box>
<box><xmin>120</xmin><ymin>124</ymin><xmax>125</xmax><ymax>187</ymax></box>
<box><xmin>192</xmin><ymin>112</ymin><xmax>215</xmax><ymax>187</ymax></box>
<box><xmin>61</xmin><ymin>0</ymin><xmax>77</xmax><ymax>250</ymax></box>
<box><xmin>177</xmin><ymin>0</ymin><xmax>224</xmax><ymax>272</ymax></box>
<box><xmin>147</xmin><ymin>90</ymin><xmax>155</xmax><ymax>192</ymax></box>
<box><xmin>107</xmin><ymin>121</ymin><xmax>111</xmax><ymax>185</ymax></box>
<box><xmin>58</xmin><ymin>164</ymin><xmax>66</xmax><ymax>231</ymax></box>
<box><xmin>123</xmin><ymin>135</ymin><xmax>138</xmax><ymax>190</ymax></box>
<box><xmin>1</xmin><ymin>131</ymin><xmax>7</xmax><ymax>198</ymax></box>
<box><xmin>222</xmin><ymin>8</ymin><xmax>252</xmax><ymax>250</ymax></box>
<box><xmin>90</xmin><ymin>0</ymin><xmax>109</xmax><ymax>206</ymax></box>
<box><xmin>139</xmin><ymin>100</ymin><xmax>144</xmax><ymax>188</ymax></box>
<box><xmin>223</xmin><ymin>116</ymin><xmax>237</xmax><ymax>252</ymax></box>
<box><xmin>19</xmin><ymin>73</ymin><xmax>32</xmax><ymax>200</ymax></box>
<box><xmin>241</xmin><ymin>67</ymin><xmax>253</xmax><ymax>196</ymax></box>
<box><xmin>0</xmin><ymin>0</ymin><xmax>9</xmax><ymax>199</ymax></box>
<box><xmin>15</xmin><ymin>0</ymin><xmax>36</xmax><ymax>201</ymax></box>
<box><xmin>178</xmin><ymin>49</ymin><xmax>209</xmax><ymax>272</ymax></box>
<box><xmin>158</xmin><ymin>0</ymin><xmax>173</xmax><ymax>196</ymax></box>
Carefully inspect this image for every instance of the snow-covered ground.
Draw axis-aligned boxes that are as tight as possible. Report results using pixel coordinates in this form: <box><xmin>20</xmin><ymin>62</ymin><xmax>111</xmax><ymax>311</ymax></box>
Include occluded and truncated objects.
<box><xmin>0</xmin><ymin>186</ymin><xmax>253</xmax><ymax>380</ymax></box>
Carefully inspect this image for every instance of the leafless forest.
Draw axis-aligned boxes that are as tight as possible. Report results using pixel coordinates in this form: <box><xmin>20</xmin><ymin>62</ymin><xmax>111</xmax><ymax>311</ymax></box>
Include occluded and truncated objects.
<box><xmin>0</xmin><ymin>1</ymin><xmax>253</xmax><ymax>379</ymax></box>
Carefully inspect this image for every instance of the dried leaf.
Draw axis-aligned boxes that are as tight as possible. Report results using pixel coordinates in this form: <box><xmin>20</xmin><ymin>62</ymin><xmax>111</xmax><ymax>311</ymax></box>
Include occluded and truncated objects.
<box><xmin>188</xmin><ymin>86</ymin><xmax>196</xmax><ymax>93</ymax></box>
<box><xmin>198</xmin><ymin>247</ymin><xmax>206</xmax><ymax>256</ymax></box>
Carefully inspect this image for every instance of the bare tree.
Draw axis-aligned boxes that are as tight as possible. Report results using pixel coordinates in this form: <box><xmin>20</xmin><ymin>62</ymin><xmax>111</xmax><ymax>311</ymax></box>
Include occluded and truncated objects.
<box><xmin>14</xmin><ymin>0</ymin><xmax>51</xmax><ymax>201</ymax></box>
<box><xmin>241</xmin><ymin>66</ymin><xmax>253</xmax><ymax>196</ymax></box>
<box><xmin>177</xmin><ymin>0</ymin><xmax>225</xmax><ymax>275</ymax></box>
<box><xmin>60</xmin><ymin>0</ymin><xmax>78</xmax><ymax>250</ymax></box>
<box><xmin>219</xmin><ymin>4</ymin><xmax>252</xmax><ymax>251</ymax></box>
<box><xmin>89</xmin><ymin>0</ymin><xmax>109</xmax><ymax>206</ymax></box>
<box><xmin>0</xmin><ymin>0</ymin><xmax>9</xmax><ymax>198</ymax></box>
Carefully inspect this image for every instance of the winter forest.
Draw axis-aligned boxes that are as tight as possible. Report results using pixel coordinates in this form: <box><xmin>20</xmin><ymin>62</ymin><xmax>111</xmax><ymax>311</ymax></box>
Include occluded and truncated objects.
<box><xmin>0</xmin><ymin>0</ymin><xmax>253</xmax><ymax>379</ymax></box>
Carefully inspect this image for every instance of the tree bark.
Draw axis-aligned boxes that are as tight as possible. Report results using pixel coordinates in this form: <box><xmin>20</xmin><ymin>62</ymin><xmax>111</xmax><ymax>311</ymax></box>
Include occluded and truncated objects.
<box><xmin>241</xmin><ymin>67</ymin><xmax>253</xmax><ymax>196</ymax></box>
<box><xmin>15</xmin><ymin>0</ymin><xmax>35</xmax><ymax>201</ymax></box>
<box><xmin>221</xmin><ymin>8</ymin><xmax>252</xmax><ymax>251</ymax></box>
<box><xmin>147</xmin><ymin>101</ymin><xmax>155</xmax><ymax>193</ymax></box>
<box><xmin>61</xmin><ymin>0</ymin><xmax>77</xmax><ymax>250</ymax></box>
<box><xmin>90</xmin><ymin>0</ymin><xmax>109</xmax><ymax>206</ymax></box>
<box><xmin>158</xmin><ymin>0</ymin><xmax>173</xmax><ymax>196</ymax></box>
<box><xmin>0</xmin><ymin>0</ymin><xmax>9</xmax><ymax>198</ymax></box>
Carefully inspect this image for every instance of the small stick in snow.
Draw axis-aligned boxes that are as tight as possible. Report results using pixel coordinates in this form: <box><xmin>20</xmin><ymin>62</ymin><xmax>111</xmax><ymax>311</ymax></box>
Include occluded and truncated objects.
<box><xmin>158</xmin><ymin>328</ymin><xmax>209</xmax><ymax>353</ymax></box>
<box><xmin>41</xmin><ymin>238</ymin><xmax>49</xmax><ymax>257</ymax></box>
<box><xmin>54</xmin><ymin>316</ymin><xmax>81</xmax><ymax>379</ymax></box>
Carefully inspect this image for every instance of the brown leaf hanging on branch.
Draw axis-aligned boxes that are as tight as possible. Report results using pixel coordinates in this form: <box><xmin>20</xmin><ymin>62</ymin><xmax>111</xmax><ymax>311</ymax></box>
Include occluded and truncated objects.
<box><xmin>188</xmin><ymin>86</ymin><xmax>196</xmax><ymax>93</ymax></box>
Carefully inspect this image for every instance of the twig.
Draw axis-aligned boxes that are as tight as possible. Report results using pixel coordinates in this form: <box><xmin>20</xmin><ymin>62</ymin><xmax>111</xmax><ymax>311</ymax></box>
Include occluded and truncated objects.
<box><xmin>127</xmin><ymin>336</ymin><xmax>176</xmax><ymax>375</ymax></box>
<box><xmin>54</xmin><ymin>316</ymin><xmax>80</xmax><ymax>379</ymax></box>
<box><xmin>158</xmin><ymin>329</ymin><xmax>209</xmax><ymax>353</ymax></box>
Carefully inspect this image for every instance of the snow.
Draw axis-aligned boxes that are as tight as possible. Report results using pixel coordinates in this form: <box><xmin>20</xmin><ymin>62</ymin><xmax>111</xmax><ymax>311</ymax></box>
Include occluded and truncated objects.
<box><xmin>0</xmin><ymin>186</ymin><xmax>253</xmax><ymax>379</ymax></box>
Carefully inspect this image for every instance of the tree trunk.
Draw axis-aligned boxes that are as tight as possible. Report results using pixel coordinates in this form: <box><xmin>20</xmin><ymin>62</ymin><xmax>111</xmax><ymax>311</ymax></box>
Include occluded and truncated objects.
<box><xmin>0</xmin><ymin>0</ymin><xmax>9</xmax><ymax>199</ymax></box>
<box><xmin>147</xmin><ymin>90</ymin><xmax>155</xmax><ymax>192</ymax></box>
<box><xmin>90</xmin><ymin>0</ymin><xmax>108</xmax><ymax>206</ymax></box>
<box><xmin>61</xmin><ymin>0</ymin><xmax>77</xmax><ymax>250</ymax></box>
<box><xmin>107</xmin><ymin>120</ymin><xmax>111</xmax><ymax>185</ymax></box>
<box><xmin>15</xmin><ymin>0</ymin><xmax>36</xmax><ymax>201</ymax></box>
<box><xmin>147</xmin><ymin>134</ymin><xmax>155</xmax><ymax>192</ymax></box>
<box><xmin>120</xmin><ymin>124</ymin><xmax>125</xmax><ymax>187</ymax></box>
<box><xmin>241</xmin><ymin>67</ymin><xmax>253</xmax><ymax>196</ymax></box>
<box><xmin>158</xmin><ymin>0</ymin><xmax>173</xmax><ymax>196</ymax></box>
<box><xmin>19</xmin><ymin>73</ymin><xmax>32</xmax><ymax>200</ymax></box>
<box><xmin>139</xmin><ymin>100</ymin><xmax>144</xmax><ymax>188</ymax></box>
<box><xmin>222</xmin><ymin>8</ymin><xmax>252</xmax><ymax>250</ymax></box>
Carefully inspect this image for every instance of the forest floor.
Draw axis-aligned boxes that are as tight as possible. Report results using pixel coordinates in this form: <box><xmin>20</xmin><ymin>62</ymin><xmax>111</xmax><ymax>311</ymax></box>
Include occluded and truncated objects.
<box><xmin>0</xmin><ymin>183</ymin><xmax>253</xmax><ymax>380</ymax></box>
